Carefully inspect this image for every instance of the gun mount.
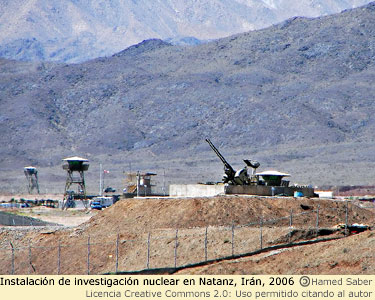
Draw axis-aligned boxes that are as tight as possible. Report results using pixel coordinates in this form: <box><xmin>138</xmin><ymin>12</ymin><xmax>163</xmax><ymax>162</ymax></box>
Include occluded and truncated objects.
<box><xmin>170</xmin><ymin>140</ymin><xmax>314</xmax><ymax>197</ymax></box>
<box><xmin>205</xmin><ymin>139</ymin><xmax>261</xmax><ymax>185</ymax></box>
<box><xmin>205</xmin><ymin>139</ymin><xmax>236</xmax><ymax>184</ymax></box>
<box><xmin>243</xmin><ymin>159</ymin><xmax>260</xmax><ymax>174</ymax></box>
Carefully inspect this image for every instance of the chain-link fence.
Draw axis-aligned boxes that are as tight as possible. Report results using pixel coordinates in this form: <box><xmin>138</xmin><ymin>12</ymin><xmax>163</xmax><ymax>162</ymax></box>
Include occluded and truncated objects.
<box><xmin>0</xmin><ymin>201</ymin><xmax>374</xmax><ymax>275</ymax></box>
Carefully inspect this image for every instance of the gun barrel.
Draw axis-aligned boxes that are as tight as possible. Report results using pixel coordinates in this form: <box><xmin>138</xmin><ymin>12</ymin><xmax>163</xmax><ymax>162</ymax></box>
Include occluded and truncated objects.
<box><xmin>205</xmin><ymin>139</ymin><xmax>235</xmax><ymax>174</ymax></box>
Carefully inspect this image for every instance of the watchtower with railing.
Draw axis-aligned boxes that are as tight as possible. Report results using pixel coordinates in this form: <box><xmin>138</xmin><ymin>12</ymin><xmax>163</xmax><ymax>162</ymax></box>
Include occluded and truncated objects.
<box><xmin>62</xmin><ymin>156</ymin><xmax>89</xmax><ymax>207</ymax></box>
<box><xmin>24</xmin><ymin>166</ymin><xmax>40</xmax><ymax>194</ymax></box>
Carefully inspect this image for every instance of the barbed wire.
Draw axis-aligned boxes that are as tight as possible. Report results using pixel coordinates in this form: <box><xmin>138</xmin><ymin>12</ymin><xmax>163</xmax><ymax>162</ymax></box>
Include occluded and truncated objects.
<box><xmin>1</xmin><ymin>204</ymin><xmax>373</xmax><ymax>253</ymax></box>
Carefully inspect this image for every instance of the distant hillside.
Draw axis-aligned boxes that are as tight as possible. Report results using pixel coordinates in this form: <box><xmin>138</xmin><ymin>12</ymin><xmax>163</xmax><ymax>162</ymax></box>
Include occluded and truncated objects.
<box><xmin>0</xmin><ymin>0</ymin><xmax>372</xmax><ymax>62</ymax></box>
<box><xmin>1</xmin><ymin>3</ymin><xmax>375</xmax><ymax>193</ymax></box>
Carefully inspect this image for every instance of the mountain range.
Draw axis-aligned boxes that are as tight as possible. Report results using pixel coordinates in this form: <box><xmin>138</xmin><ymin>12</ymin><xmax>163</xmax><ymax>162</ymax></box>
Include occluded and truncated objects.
<box><xmin>1</xmin><ymin>2</ymin><xmax>375</xmax><ymax>193</ymax></box>
<box><xmin>0</xmin><ymin>0</ymin><xmax>372</xmax><ymax>62</ymax></box>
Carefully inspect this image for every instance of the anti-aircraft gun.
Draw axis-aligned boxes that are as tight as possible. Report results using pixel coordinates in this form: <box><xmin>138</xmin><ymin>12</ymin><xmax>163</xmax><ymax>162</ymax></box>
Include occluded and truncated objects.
<box><xmin>205</xmin><ymin>138</ymin><xmax>236</xmax><ymax>184</ymax></box>
<box><xmin>205</xmin><ymin>139</ymin><xmax>260</xmax><ymax>185</ymax></box>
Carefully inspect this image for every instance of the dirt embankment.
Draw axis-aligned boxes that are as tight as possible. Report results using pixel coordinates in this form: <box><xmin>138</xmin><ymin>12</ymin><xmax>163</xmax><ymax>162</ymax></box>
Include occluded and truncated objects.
<box><xmin>175</xmin><ymin>230</ymin><xmax>375</xmax><ymax>275</ymax></box>
<box><xmin>84</xmin><ymin>196</ymin><xmax>373</xmax><ymax>234</ymax></box>
<box><xmin>0</xmin><ymin>196</ymin><xmax>373</xmax><ymax>275</ymax></box>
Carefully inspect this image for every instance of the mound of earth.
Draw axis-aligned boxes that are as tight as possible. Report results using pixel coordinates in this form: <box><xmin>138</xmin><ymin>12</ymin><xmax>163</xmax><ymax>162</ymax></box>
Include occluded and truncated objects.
<box><xmin>0</xmin><ymin>196</ymin><xmax>373</xmax><ymax>274</ymax></box>
<box><xmin>176</xmin><ymin>230</ymin><xmax>375</xmax><ymax>275</ymax></box>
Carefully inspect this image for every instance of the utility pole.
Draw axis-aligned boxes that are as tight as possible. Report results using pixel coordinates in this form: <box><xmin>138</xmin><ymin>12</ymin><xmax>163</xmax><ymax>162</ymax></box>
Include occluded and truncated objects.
<box><xmin>162</xmin><ymin>168</ymin><xmax>166</xmax><ymax>196</ymax></box>
<box><xmin>137</xmin><ymin>171</ymin><xmax>140</xmax><ymax>197</ymax></box>
<box><xmin>99</xmin><ymin>163</ymin><xmax>103</xmax><ymax>196</ymax></box>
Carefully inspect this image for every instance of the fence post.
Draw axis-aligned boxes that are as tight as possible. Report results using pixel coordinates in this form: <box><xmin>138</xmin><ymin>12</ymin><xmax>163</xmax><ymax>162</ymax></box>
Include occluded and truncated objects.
<box><xmin>147</xmin><ymin>233</ymin><xmax>151</xmax><ymax>269</ymax></box>
<box><xmin>316</xmin><ymin>205</ymin><xmax>320</xmax><ymax>236</ymax></box>
<box><xmin>29</xmin><ymin>242</ymin><xmax>32</xmax><ymax>274</ymax></box>
<box><xmin>290</xmin><ymin>209</ymin><xmax>293</xmax><ymax>226</ymax></box>
<box><xmin>345</xmin><ymin>201</ymin><xmax>349</xmax><ymax>236</ymax></box>
<box><xmin>231</xmin><ymin>222</ymin><xmax>235</xmax><ymax>256</ymax></box>
<box><xmin>57</xmin><ymin>242</ymin><xmax>61</xmax><ymax>275</ymax></box>
<box><xmin>87</xmin><ymin>236</ymin><xmax>91</xmax><ymax>275</ymax></box>
<box><xmin>204</xmin><ymin>227</ymin><xmax>208</xmax><ymax>261</ymax></box>
<box><xmin>260</xmin><ymin>217</ymin><xmax>263</xmax><ymax>250</ymax></box>
<box><xmin>115</xmin><ymin>234</ymin><xmax>119</xmax><ymax>273</ymax></box>
<box><xmin>10</xmin><ymin>242</ymin><xmax>15</xmax><ymax>275</ymax></box>
<box><xmin>174</xmin><ymin>229</ymin><xmax>178</xmax><ymax>268</ymax></box>
<box><xmin>289</xmin><ymin>210</ymin><xmax>293</xmax><ymax>243</ymax></box>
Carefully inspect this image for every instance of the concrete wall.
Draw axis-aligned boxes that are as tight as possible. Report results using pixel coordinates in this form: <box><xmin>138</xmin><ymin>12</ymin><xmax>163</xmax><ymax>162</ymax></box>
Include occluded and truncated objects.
<box><xmin>169</xmin><ymin>184</ymin><xmax>225</xmax><ymax>197</ymax></box>
<box><xmin>225</xmin><ymin>185</ymin><xmax>315</xmax><ymax>197</ymax></box>
<box><xmin>315</xmin><ymin>191</ymin><xmax>334</xmax><ymax>198</ymax></box>
<box><xmin>170</xmin><ymin>184</ymin><xmax>315</xmax><ymax>198</ymax></box>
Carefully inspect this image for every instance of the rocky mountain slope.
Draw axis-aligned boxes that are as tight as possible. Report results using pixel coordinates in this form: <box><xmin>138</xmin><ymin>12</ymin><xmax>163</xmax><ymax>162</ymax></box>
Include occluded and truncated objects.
<box><xmin>1</xmin><ymin>3</ymin><xmax>375</xmax><ymax>192</ymax></box>
<box><xmin>0</xmin><ymin>0</ymin><xmax>372</xmax><ymax>62</ymax></box>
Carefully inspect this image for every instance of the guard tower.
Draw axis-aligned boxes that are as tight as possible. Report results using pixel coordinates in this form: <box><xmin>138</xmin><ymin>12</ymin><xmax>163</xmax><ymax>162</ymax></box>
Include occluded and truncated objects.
<box><xmin>62</xmin><ymin>156</ymin><xmax>89</xmax><ymax>208</ymax></box>
<box><xmin>123</xmin><ymin>172</ymin><xmax>156</xmax><ymax>198</ymax></box>
<box><xmin>24</xmin><ymin>166</ymin><xmax>40</xmax><ymax>194</ymax></box>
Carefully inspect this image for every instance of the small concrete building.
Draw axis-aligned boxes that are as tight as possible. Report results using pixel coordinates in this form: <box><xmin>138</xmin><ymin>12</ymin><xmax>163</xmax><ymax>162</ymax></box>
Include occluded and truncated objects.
<box><xmin>169</xmin><ymin>184</ymin><xmax>226</xmax><ymax>197</ymax></box>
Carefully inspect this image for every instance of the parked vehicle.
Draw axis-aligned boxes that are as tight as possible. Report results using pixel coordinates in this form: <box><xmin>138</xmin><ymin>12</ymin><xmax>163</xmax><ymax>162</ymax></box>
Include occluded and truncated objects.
<box><xmin>104</xmin><ymin>187</ymin><xmax>116</xmax><ymax>193</ymax></box>
<box><xmin>90</xmin><ymin>197</ymin><xmax>114</xmax><ymax>210</ymax></box>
